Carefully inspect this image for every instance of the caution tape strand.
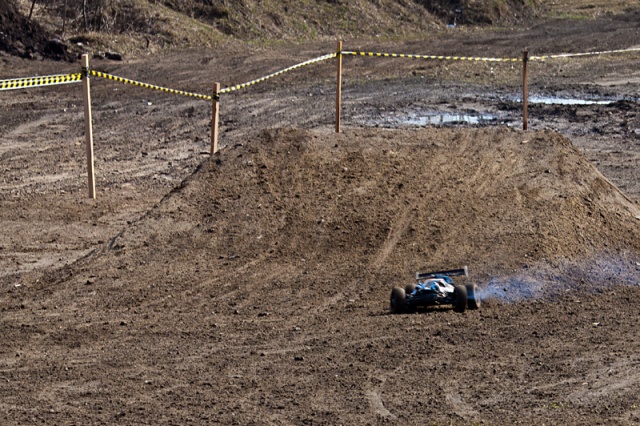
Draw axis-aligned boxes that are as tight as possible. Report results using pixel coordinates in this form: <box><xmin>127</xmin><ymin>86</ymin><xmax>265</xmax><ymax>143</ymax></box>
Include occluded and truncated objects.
<box><xmin>88</xmin><ymin>53</ymin><xmax>336</xmax><ymax>98</ymax></box>
<box><xmin>530</xmin><ymin>46</ymin><xmax>640</xmax><ymax>60</ymax></box>
<box><xmin>342</xmin><ymin>51</ymin><xmax>521</xmax><ymax>62</ymax></box>
<box><xmin>220</xmin><ymin>53</ymin><xmax>337</xmax><ymax>94</ymax></box>
<box><xmin>89</xmin><ymin>70</ymin><xmax>213</xmax><ymax>100</ymax></box>
<box><xmin>0</xmin><ymin>73</ymin><xmax>82</xmax><ymax>91</ymax></box>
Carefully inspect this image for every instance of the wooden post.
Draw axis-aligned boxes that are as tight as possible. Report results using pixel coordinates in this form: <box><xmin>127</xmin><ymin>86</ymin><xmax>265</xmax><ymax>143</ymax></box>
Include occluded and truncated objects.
<box><xmin>336</xmin><ymin>40</ymin><xmax>343</xmax><ymax>134</ymax></box>
<box><xmin>211</xmin><ymin>82</ymin><xmax>220</xmax><ymax>154</ymax></box>
<box><xmin>81</xmin><ymin>53</ymin><xmax>96</xmax><ymax>199</ymax></box>
<box><xmin>522</xmin><ymin>49</ymin><xmax>529</xmax><ymax>131</ymax></box>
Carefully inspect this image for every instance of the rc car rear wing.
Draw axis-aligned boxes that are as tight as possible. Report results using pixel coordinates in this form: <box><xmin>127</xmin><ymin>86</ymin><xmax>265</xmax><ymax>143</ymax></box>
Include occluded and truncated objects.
<box><xmin>416</xmin><ymin>266</ymin><xmax>468</xmax><ymax>281</ymax></box>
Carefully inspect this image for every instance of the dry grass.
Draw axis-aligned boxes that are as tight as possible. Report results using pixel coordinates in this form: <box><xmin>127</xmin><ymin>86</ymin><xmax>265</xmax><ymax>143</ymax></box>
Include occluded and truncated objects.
<box><xmin>545</xmin><ymin>0</ymin><xmax>636</xmax><ymax>18</ymax></box>
<box><xmin>9</xmin><ymin>0</ymin><xmax>638</xmax><ymax>58</ymax></box>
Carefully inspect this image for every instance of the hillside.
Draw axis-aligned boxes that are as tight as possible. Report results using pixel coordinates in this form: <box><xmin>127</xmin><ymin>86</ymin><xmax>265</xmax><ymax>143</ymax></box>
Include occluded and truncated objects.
<box><xmin>2</xmin><ymin>0</ymin><xmax>548</xmax><ymax>59</ymax></box>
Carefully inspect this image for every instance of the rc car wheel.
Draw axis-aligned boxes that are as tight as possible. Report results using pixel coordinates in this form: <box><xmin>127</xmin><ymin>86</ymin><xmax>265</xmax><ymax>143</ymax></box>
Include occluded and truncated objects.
<box><xmin>453</xmin><ymin>285</ymin><xmax>467</xmax><ymax>313</ymax></box>
<box><xmin>390</xmin><ymin>287</ymin><xmax>406</xmax><ymax>314</ymax></box>
<box><xmin>466</xmin><ymin>283</ymin><xmax>481</xmax><ymax>310</ymax></box>
<box><xmin>405</xmin><ymin>283</ymin><xmax>417</xmax><ymax>295</ymax></box>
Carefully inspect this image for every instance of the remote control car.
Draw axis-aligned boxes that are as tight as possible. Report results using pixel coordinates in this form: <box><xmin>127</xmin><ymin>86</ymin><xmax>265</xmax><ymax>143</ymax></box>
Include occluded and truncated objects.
<box><xmin>389</xmin><ymin>266</ymin><xmax>480</xmax><ymax>314</ymax></box>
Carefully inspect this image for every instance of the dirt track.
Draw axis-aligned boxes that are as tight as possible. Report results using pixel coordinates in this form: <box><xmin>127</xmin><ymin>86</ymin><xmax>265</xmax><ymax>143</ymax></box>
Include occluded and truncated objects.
<box><xmin>1</xmin><ymin>11</ymin><xmax>640</xmax><ymax>425</ymax></box>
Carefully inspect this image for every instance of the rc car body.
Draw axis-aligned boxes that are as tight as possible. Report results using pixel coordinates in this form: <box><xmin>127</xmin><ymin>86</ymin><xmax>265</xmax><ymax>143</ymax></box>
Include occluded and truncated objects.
<box><xmin>389</xmin><ymin>266</ymin><xmax>480</xmax><ymax>314</ymax></box>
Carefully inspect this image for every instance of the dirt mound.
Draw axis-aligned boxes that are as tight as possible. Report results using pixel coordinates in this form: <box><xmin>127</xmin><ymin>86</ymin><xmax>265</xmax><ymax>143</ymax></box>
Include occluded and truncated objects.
<box><xmin>49</xmin><ymin>127</ymin><xmax>639</xmax><ymax>300</ymax></box>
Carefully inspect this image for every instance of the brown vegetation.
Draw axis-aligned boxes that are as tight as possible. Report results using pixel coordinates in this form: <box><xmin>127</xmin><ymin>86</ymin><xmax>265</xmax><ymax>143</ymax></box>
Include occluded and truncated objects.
<box><xmin>2</xmin><ymin>0</ymin><xmax>546</xmax><ymax>59</ymax></box>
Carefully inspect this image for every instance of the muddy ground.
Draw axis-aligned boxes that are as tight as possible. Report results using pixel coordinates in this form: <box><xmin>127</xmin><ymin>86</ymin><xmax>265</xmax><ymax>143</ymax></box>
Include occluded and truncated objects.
<box><xmin>1</xmin><ymin>11</ymin><xmax>640</xmax><ymax>426</ymax></box>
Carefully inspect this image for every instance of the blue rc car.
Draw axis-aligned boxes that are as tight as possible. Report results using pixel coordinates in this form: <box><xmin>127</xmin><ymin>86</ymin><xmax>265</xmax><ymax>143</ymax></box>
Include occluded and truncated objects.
<box><xmin>390</xmin><ymin>266</ymin><xmax>480</xmax><ymax>314</ymax></box>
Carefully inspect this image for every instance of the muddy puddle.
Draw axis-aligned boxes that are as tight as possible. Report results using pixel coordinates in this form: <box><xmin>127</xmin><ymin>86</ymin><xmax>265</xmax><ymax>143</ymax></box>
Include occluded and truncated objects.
<box><xmin>517</xmin><ymin>94</ymin><xmax>639</xmax><ymax>105</ymax></box>
<box><xmin>359</xmin><ymin>92</ymin><xmax>638</xmax><ymax>129</ymax></box>
<box><xmin>363</xmin><ymin>110</ymin><xmax>501</xmax><ymax>128</ymax></box>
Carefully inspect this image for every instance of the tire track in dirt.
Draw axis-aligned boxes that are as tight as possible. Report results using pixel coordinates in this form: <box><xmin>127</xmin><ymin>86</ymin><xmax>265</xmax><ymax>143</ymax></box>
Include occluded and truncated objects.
<box><xmin>365</xmin><ymin>388</ymin><xmax>397</xmax><ymax>420</ymax></box>
<box><xmin>371</xmin><ymin>206</ymin><xmax>414</xmax><ymax>268</ymax></box>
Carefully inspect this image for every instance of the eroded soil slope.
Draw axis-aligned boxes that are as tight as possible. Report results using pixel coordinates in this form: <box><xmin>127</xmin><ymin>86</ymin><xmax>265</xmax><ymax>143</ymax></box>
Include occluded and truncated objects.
<box><xmin>2</xmin><ymin>128</ymin><xmax>639</xmax><ymax>425</ymax></box>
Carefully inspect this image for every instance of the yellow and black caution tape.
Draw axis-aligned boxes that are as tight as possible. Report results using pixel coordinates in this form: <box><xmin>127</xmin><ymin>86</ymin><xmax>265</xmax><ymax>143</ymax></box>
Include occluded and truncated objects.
<box><xmin>342</xmin><ymin>51</ymin><xmax>521</xmax><ymax>62</ymax></box>
<box><xmin>89</xmin><ymin>52</ymin><xmax>335</xmax><ymax>99</ymax></box>
<box><xmin>0</xmin><ymin>73</ymin><xmax>82</xmax><ymax>91</ymax></box>
<box><xmin>4</xmin><ymin>46</ymin><xmax>639</xmax><ymax>96</ymax></box>
<box><xmin>89</xmin><ymin>70</ymin><xmax>212</xmax><ymax>100</ymax></box>
<box><xmin>530</xmin><ymin>46</ymin><xmax>640</xmax><ymax>60</ymax></box>
<box><xmin>220</xmin><ymin>53</ymin><xmax>337</xmax><ymax>94</ymax></box>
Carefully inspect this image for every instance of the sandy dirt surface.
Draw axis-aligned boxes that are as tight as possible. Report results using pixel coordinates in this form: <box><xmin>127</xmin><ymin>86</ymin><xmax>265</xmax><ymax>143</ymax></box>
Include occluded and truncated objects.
<box><xmin>1</xmin><ymin>11</ymin><xmax>640</xmax><ymax>425</ymax></box>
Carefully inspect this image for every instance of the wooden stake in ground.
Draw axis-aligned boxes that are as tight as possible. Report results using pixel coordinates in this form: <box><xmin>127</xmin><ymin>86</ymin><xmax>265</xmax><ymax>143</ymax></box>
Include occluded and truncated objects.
<box><xmin>336</xmin><ymin>40</ymin><xmax>343</xmax><ymax>133</ymax></box>
<box><xmin>81</xmin><ymin>54</ymin><xmax>96</xmax><ymax>199</ymax></box>
<box><xmin>211</xmin><ymin>82</ymin><xmax>220</xmax><ymax>154</ymax></box>
<box><xmin>522</xmin><ymin>49</ymin><xmax>529</xmax><ymax>131</ymax></box>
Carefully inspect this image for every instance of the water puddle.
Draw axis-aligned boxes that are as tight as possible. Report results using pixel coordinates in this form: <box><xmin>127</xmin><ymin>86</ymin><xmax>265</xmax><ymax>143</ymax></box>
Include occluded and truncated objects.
<box><xmin>511</xmin><ymin>94</ymin><xmax>639</xmax><ymax>105</ymax></box>
<box><xmin>404</xmin><ymin>112</ymin><xmax>497</xmax><ymax>126</ymax></box>
<box><xmin>527</xmin><ymin>96</ymin><xmax>614</xmax><ymax>105</ymax></box>
<box><xmin>361</xmin><ymin>111</ymin><xmax>499</xmax><ymax>128</ymax></box>
<box><xmin>362</xmin><ymin>93</ymin><xmax>638</xmax><ymax>129</ymax></box>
